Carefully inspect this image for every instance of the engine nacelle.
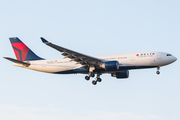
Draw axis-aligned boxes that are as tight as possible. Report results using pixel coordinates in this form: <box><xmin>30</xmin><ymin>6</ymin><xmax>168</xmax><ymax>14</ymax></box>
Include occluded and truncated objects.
<box><xmin>111</xmin><ymin>70</ymin><xmax>129</xmax><ymax>79</ymax></box>
<box><xmin>100</xmin><ymin>61</ymin><xmax>119</xmax><ymax>70</ymax></box>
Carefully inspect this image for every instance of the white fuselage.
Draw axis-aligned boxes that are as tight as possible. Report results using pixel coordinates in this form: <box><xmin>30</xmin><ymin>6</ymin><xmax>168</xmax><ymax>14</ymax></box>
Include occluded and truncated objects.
<box><xmin>13</xmin><ymin>51</ymin><xmax>177</xmax><ymax>74</ymax></box>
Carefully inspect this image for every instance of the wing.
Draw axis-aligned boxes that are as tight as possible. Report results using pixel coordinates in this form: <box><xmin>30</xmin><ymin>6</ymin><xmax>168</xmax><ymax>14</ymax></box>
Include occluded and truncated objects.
<box><xmin>40</xmin><ymin>37</ymin><xmax>104</xmax><ymax>68</ymax></box>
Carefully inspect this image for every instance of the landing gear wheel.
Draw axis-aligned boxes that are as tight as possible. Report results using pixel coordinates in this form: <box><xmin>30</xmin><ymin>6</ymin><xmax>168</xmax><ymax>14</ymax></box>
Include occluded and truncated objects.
<box><xmin>92</xmin><ymin>80</ymin><xmax>97</xmax><ymax>85</ymax></box>
<box><xmin>85</xmin><ymin>76</ymin><xmax>90</xmax><ymax>80</ymax></box>
<box><xmin>97</xmin><ymin>78</ymin><xmax>102</xmax><ymax>82</ymax></box>
<box><xmin>156</xmin><ymin>71</ymin><xmax>160</xmax><ymax>75</ymax></box>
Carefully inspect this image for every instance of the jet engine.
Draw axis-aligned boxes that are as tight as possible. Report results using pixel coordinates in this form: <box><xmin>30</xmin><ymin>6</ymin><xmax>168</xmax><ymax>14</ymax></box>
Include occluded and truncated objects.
<box><xmin>100</xmin><ymin>61</ymin><xmax>119</xmax><ymax>70</ymax></box>
<box><xmin>111</xmin><ymin>70</ymin><xmax>129</xmax><ymax>79</ymax></box>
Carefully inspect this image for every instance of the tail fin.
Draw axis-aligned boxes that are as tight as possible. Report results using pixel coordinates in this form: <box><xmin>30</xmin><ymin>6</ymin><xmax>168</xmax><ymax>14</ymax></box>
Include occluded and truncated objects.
<box><xmin>9</xmin><ymin>37</ymin><xmax>44</xmax><ymax>61</ymax></box>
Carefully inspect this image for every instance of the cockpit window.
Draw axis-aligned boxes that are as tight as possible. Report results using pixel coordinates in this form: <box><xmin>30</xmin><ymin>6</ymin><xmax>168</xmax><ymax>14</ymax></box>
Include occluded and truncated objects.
<box><xmin>167</xmin><ymin>54</ymin><xmax>172</xmax><ymax>56</ymax></box>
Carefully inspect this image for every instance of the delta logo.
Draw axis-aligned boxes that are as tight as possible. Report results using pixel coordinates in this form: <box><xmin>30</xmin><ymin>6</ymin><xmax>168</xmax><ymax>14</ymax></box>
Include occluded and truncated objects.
<box><xmin>136</xmin><ymin>53</ymin><xmax>155</xmax><ymax>57</ymax></box>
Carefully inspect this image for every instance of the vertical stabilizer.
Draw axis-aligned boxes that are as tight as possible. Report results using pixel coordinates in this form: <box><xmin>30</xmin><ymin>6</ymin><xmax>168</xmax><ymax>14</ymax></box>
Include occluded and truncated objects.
<box><xmin>9</xmin><ymin>37</ymin><xmax>44</xmax><ymax>61</ymax></box>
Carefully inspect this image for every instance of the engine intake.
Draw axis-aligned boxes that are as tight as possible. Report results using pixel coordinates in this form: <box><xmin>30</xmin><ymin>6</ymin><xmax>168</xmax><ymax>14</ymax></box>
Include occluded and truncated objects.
<box><xmin>111</xmin><ymin>70</ymin><xmax>129</xmax><ymax>79</ymax></box>
<box><xmin>100</xmin><ymin>61</ymin><xmax>119</xmax><ymax>70</ymax></box>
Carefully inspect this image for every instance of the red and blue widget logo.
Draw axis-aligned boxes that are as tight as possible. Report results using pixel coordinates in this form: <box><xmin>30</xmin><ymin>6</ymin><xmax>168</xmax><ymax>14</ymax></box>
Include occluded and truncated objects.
<box><xmin>10</xmin><ymin>37</ymin><xmax>43</xmax><ymax>61</ymax></box>
<box><xmin>11</xmin><ymin>42</ymin><xmax>29</xmax><ymax>61</ymax></box>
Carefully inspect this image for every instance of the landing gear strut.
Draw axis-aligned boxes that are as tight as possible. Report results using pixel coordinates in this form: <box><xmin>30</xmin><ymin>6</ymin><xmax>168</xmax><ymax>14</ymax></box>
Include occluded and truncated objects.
<box><xmin>156</xmin><ymin>66</ymin><xmax>160</xmax><ymax>75</ymax></box>
<box><xmin>89</xmin><ymin>72</ymin><xmax>95</xmax><ymax>77</ymax></box>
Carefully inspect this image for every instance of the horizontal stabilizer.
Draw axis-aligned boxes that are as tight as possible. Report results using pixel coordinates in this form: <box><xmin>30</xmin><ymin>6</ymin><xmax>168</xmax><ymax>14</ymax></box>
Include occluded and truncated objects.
<box><xmin>4</xmin><ymin>57</ymin><xmax>30</xmax><ymax>67</ymax></box>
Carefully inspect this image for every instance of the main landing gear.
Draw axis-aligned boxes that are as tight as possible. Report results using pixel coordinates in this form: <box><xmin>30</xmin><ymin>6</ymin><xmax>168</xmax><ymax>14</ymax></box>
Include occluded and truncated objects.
<box><xmin>92</xmin><ymin>78</ymin><xmax>102</xmax><ymax>85</ymax></box>
<box><xmin>85</xmin><ymin>73</ymin><xmax>102</xmax><ymax>85</ymax></box>
<box><xmin>156</xmin><ymin>66</ymin><xmax>160</xmax><ymax>75</ymax></box>
<box><xmin>85</xmin><ymin>72</ymin><xmax>95</xmax><ymax>80</ymax></box>
<box><xmin>85</xmin><ymin>76</ymin><xmax>90</xmax><ymax>80</ymax></box>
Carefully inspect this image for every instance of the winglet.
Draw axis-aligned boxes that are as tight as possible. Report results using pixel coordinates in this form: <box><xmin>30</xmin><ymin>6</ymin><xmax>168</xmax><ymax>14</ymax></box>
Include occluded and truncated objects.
<box><xmin>40</xmin><ymin>37</ymin><xmax>49</xmax><ymax>43</ymax></box>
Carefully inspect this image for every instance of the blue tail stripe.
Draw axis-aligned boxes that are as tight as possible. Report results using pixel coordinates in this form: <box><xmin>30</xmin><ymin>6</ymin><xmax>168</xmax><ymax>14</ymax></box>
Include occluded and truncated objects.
<box><xmin>25</xmin><ymin>50</ymin><xmax>44</xmax><ymax>61</ymax></box>
<box><xmin>9</xmin><ymin>37</ymin><xmax>22</xmax><ymax>43</ymax></box>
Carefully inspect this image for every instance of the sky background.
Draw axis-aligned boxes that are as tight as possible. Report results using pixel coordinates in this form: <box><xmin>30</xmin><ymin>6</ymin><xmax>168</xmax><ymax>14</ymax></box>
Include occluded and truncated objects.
<box><xmin>0</xmin><ymin>0</ymin><xmax>180</xmax><ymax>120</ymax></box>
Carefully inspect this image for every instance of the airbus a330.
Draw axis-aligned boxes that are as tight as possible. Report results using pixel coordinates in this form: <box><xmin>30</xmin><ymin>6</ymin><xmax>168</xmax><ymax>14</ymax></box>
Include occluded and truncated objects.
<box><xmin>4</xmin><ymin>37</ymin><xmax>177</xmax><ymax>85</ymax></box>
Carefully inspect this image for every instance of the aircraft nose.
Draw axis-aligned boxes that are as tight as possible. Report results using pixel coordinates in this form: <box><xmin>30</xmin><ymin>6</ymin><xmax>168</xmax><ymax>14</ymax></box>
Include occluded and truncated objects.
<box><xmin>172</xmin><ymin>56</ymin><xmax>177</xmax><ymax>62</ymax></box>
<box><xmin>171</xmin><ymin>56</ymin><xmax>177</xmax><ymax>63</ymax></box>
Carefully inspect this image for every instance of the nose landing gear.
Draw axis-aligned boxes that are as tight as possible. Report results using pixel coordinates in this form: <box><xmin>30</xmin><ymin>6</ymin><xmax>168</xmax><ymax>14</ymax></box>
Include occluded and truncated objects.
<box><xmin>156</xmin><ymin>66</ymin><xmax>160</xmax><ymax>75</ymax></box>
<box><xmin>156</xmin><ymin>71</ymin><xmax>160</xmax><ymax>74</ymax></box>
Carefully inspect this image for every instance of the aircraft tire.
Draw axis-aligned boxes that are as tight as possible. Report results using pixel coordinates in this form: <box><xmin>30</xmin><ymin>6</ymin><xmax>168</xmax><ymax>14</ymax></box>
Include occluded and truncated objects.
<box><xmin>97</xmin><ymin>78</ymin><xmax>102</xmax><ymax>82</ymax></box>
<box><xmin>92</xmin><ymin>80</ymin><xmax>97</xmax><ymax>85</ymax></box>
<box><xmin>156</xmin><ymin>71</ymin><xmax>160</xmax><ymax>75</ymax></box>
<box><xmin>85</xmin><ymin>76</ymin><xmax>90</xmax><ymax>80</ymax></box>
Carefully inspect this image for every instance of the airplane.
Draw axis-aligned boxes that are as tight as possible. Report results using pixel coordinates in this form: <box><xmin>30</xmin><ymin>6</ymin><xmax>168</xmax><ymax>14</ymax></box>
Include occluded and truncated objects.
<box><xmin>4</xmin><ymin>37</ymin><xmax>177</xmax><ymax>85</ymax></box>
